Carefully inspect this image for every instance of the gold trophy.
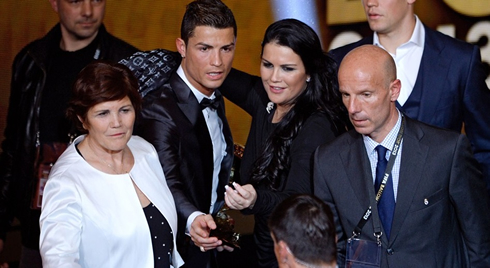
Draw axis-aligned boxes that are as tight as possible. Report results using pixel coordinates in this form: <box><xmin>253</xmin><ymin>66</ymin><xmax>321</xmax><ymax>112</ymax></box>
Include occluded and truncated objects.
<box><xmin>210</xmin><ymin>202</ymin><xmax>240</xmax><ymax>248</ymax></box>
<box><xmin>209</xmin><ymin>143</ymin><xmax>244</xmax><ymax>249</ymax></box>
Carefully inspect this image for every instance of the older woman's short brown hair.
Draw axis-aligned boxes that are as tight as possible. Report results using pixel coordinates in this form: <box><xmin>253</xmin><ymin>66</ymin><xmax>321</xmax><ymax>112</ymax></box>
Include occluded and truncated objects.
<box><xmin>66</xmin><ymin>60</ymin><xmax>142</xmax><ymax>133</ymax></box>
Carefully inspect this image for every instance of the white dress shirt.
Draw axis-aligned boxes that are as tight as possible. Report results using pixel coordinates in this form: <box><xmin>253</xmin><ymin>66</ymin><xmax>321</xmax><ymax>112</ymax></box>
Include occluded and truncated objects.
<box><xmin>176</xmin><ymin>66</ymin><xmax>226</xmax><ymax>231</ymax></box>
<box><xmin>374</xmin><ymin>15</ymin><xmax>425</xmax><ymax>106</ymax></box>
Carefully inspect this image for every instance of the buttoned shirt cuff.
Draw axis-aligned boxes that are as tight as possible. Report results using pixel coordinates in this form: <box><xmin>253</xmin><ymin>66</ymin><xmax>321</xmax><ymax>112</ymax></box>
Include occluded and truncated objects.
<box><xmin>186</xmin><ymin>211</ymin><xmax>206</xmax><ymax>235</ymax></box>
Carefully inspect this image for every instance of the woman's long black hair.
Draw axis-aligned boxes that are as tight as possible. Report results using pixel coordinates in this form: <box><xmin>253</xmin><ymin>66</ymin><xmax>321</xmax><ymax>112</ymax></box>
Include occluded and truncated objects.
<box><xmin>251</xmin><ymin>19</ymin><xmax>348</xmax><ymax>190</ymax></box>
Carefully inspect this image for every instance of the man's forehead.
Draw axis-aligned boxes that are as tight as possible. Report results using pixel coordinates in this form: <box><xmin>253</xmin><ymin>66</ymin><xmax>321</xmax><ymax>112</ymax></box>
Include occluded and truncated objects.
<box><xmin>339</xmin><ymin>65</ymin><xmax>372</xmax><ymax>82</ymax></box>
<box><xmin>190</xmin><ymin>26</ymin><xmax>235</xmax><ymax>38</ymax></box>
<box><xmin>339</xmin><ymin>70</ymin><xmax>384</xmax><ymax>91</ymax></box>
<box><xmin>339</xmin><ymin>80</ymin><xmax>372</xmax><ymax>92</ymax></box>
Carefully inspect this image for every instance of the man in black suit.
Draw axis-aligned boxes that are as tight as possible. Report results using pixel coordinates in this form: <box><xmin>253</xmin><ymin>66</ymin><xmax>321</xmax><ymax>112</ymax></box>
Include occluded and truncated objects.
<box><xmin>135</xmin><ymin>0</ymin><xmax>236</xmax><ymax>267</ymax></box>
<box><xmin>314</xmin><ymin>45</ymin><xmax>490</xmax><ymax>267</ymax></box>
<box><xmin>329</xmin><ymin>0</ymin><xmax>490</xmax><ymax>195</ymax></box>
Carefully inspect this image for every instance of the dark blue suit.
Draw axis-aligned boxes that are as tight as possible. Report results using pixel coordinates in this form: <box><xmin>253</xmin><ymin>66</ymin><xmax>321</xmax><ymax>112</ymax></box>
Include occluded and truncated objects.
<box><xmin>329</xmin><ymin>25</ymin><xmax>490</xmax><ymax>194</ymax></box>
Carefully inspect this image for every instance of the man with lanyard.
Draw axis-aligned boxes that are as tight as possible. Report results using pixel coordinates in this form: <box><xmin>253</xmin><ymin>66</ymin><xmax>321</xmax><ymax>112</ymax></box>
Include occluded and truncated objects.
<box><xmin>314</xmin><ymin>45</ymin><xmax>490</xmax><ymax>267</ymax></box>
<box><xmin>0</xmin><ymin>0</ymin><xmax>137</xmax><ymax>266</ymax></box>
<box><xmin>329</xmin><ymin>0</ymin><xmax>490</xmax><ymax>197</ymax></box>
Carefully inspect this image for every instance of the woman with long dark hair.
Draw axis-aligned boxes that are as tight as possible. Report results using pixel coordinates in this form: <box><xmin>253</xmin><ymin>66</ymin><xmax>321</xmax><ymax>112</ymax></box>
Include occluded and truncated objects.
<box><xmin>221</xmin><ymin>18</ymin><xmax>348</xmax><ymax>267</ymax></box>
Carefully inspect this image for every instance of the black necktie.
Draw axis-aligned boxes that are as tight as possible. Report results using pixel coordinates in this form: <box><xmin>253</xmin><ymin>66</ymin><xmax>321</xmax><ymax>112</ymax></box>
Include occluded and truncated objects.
<box><xmin>200</xmin><ymin>94</ymin><xmax>221</xmax><ymax>110</ymax></box>
<box><xmin>374</xmin><ymin>145</ymin><xmax>395</xmax><ymax>239</ymax></box>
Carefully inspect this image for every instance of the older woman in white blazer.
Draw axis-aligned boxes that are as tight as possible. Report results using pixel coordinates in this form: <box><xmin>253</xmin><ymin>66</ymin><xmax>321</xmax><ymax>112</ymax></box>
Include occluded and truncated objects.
<box><xmin>39</xmin><ymin>61</ymin><xmax>184</xmax><ymax>268</ymax></box>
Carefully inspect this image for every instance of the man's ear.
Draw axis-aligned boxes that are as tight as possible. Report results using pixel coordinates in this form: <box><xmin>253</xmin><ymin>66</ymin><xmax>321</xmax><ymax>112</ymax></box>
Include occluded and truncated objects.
<box><xmin>278</xmin><ymin>240</ymin><xmax>291</xmax><ymax>263</ymax></box>
<box><xmin>389</xmin><ymin>79</ymin><xmax>401</xmax><ymax>102</ymax></box>
<box><xmin>176</xmin><ymin>38</ymin><xmax>186</xmax><ymax>58</ymax></box>
<box><xmin>49</xmin><ymin>0</ymin><xmax>59</xmax><ymax>13</ymax></box>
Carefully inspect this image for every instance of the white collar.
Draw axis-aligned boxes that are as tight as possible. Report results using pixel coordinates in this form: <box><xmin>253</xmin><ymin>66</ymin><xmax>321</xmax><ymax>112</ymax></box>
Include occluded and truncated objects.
<box><xmin>373</xmin><ymin>15</ymin><xmax>425</xmax><ymax>49</ymax></box>
<box><xmin>363</xmin><ymin>109</ymin><xmax>403</xmax><ymax>153</ymax></box>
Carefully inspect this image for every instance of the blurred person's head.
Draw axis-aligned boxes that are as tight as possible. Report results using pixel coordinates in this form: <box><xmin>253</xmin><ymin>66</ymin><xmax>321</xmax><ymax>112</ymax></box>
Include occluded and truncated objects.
<box><xmin>67</xmin><ymin>60</ymin><xmax>141</xmax><ymax>151</ymax></box>
<box><xmin>49</xmin><ymin>0</ymin><xmax>106</xmax><ymax>51</ymax></box>
<box><xmin>176</xmin><ymin>0</ymin><xmax>237</xmax><ymax>96</ymax></box>
<box><xmin>269</xmin><ymin>194</ymin><xmax>337</xmax><ymax>268</ymax></box>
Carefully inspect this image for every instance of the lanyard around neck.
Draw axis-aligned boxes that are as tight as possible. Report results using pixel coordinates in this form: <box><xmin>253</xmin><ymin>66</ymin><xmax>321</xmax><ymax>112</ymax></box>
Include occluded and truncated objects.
<box><xmin>352</xmin><ymin>115</ymin><xmax>405</xmax><ymax>238</ymax></box>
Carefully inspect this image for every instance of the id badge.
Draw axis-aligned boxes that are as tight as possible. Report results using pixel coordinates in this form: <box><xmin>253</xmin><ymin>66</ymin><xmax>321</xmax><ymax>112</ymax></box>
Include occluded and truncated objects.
<box><xmin>31</xmin><ymin>163</ymin><xmax>52</xmax><ymax>209</ymax></box>
<box><xmin>345</xmin><ymin>238</ymin><xmax>381</xmax><ymax>268</ymax></box>
<box><xmin>31</xmin><ymin>142</ymin><xmax>68</xmax><ymax>209</ymax></box>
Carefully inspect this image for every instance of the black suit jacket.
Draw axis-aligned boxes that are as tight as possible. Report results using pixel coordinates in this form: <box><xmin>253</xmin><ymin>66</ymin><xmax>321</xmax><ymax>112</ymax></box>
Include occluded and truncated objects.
<box><xmin>135</xmin><ymin>72</ymin><xmax>234</xmax><ymax>267</ymax></box>
<box><xmin>329</xmin><ymin>25</ymin><xmax>490</xmax><ymax>194</ymax></box>
<box><xmin>313</xmin><ymin>116</ymin><xmax>490</xmax><ymax>267</ymax></box>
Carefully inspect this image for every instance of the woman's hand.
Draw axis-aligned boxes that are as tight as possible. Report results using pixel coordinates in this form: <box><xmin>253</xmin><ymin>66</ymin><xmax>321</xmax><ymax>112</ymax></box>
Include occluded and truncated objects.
<box><xmin>224</xmin><ymin>182</ymin><xmax>257</xmax><ymax>210</ymax></box>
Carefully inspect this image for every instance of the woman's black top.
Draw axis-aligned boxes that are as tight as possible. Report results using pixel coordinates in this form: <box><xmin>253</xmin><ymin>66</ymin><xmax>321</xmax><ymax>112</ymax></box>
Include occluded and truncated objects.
<box><xmin>220</xmin><ymin>69</ymin><xmax>339</xmax><ymax>267</ymax></box>
<box><xmin>143</xmin><ymin>202</ymin><xmax>173</xmax><ymax>267</ymax></box>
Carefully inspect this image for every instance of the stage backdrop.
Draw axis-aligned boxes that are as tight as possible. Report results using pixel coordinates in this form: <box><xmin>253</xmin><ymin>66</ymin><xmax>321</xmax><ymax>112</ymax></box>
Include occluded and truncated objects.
<box><xmin>0</xmin><ymin>0</ymin><xmax>489</xmax><ymax>147</ymax></box>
